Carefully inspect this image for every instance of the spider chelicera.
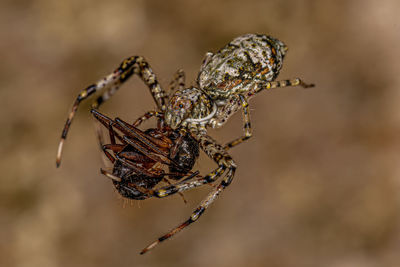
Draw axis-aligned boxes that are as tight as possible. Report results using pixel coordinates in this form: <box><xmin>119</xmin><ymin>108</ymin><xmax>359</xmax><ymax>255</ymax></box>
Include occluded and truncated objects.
<box><xmin>56</xmin><ymin>33</ymin><xmax>314</xmax><ymax>254</ymax></box>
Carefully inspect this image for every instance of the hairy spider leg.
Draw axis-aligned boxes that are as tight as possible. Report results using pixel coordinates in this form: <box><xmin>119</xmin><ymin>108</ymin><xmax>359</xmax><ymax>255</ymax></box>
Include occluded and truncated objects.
<box><xmin>254</xmin><ymin>78</ymin><xmax>314</xmax><ymax>95</ymax></box>
<box><xmin>56</xmin><ymin>56</ymin><xmax>168</xmax><ymax>167</ymax></box>
<box><xmin>140</xmin><ymin>133</ymin><xmax>237</xmax><ymax>254</ymax></box>
<box><xmin>126</xmin><ymin>68</ymin><xmax>187</xmax><ymax>130</ymax></box>
<box><xmin>162</xmin><ymin>177</ymin><xmax>188</xmax><ymax>204</ymax></box>
<box><xmin>130</xmin><ymin>68</ymin><xmax>188</xmax><ymax>127</ymax></box>
<box><xmin>132</xmin><ymin>111</ymin><xmax>164</xmax><ymax>127</ymax></box>
<box><xmin>199</xmin><ymin>52</ymin><xmax>214</xmax><ymax>70</ymax></box>
<box><xmin>224</xmin><ymin>95</ymin><xmax>252</xmax><ymax>149</ymax></box>
<box><xmin>168</xmin><ymin>69</ymin><xmax>186</xmax><ymax>97</ymax></box>
<box><xmin>101</xmin><ymin>168</ymin><xmax>198</xmax><ymax>200</ymax></box>
<box><xmin>222</xmin><ymin>78</ymin><xmax>315</xmax><ymax>150</ymax></box>
<box><xmin>126</xmin><ymin>132</ymin><xmax>234</xmax><ymax>198</ymax></box>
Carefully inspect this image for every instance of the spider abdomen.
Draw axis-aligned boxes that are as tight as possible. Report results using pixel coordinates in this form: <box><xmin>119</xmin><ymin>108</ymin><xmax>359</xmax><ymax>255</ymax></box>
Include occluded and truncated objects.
<box><xmin>198</xmin><ymin>34</ymin><xmax>287</xmax><ymax>99</ymax></box>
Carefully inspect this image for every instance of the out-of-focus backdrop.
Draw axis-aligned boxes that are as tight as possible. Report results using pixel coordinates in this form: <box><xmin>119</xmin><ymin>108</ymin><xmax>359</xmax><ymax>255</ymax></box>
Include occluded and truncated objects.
<box><xmin>1</xmin><ymin>0</ymin><xmax>400</xmax><ymax>266</ymax></box>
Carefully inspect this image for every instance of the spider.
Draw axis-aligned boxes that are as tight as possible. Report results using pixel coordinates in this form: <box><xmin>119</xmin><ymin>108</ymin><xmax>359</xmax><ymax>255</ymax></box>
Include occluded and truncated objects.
<box><xmin>91</xmin><ymin>108</ymin><xmax>200</xmax><ymax>201</ymax></box>
<box><xmin>56</xmin><ymin>33</ymin><xmax>314</xmax><ymax>254</ymax></box>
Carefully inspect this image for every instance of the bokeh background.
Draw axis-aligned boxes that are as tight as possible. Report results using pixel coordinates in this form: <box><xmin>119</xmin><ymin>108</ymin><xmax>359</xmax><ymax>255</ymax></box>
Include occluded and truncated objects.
<box><xmin>2</xmin><ymin>0</ymin><xmax>400</xmax><ymax>266</ymax></box>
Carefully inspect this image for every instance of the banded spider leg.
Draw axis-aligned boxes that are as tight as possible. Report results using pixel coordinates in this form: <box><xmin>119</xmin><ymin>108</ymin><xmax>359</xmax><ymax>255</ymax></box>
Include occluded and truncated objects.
<box><xmin>223</xmin><ymin>79</ymin><xmax>314</xmax><ymax>150</ymax></box>
<box><xmin>136</xmin><ymin>131</ymin><xmax>236</xmax><ymax>254</ymax></box>
<box><xmin>56</xmin><ymin>56</ymin><xmax>168</xmax><ymax>167</ymax></box>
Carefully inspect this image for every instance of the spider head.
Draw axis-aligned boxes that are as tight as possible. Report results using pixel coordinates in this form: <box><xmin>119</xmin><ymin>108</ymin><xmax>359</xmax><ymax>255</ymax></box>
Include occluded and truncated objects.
<box><xmin>165</xmin><ymin>87</ymin><xmax>211</xmax><ymax>129</ymax></box>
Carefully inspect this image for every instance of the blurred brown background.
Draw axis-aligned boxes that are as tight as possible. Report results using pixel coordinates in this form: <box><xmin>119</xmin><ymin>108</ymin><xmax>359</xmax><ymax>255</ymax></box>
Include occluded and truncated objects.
<box><xmin>1</xmin><ymin>0</ymin><xmax>400</xmax><ymax>266</ymax></box>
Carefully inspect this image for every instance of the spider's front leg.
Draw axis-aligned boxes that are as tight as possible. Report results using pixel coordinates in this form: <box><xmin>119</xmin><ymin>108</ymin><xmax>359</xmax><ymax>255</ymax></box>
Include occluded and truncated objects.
<box><xmin>168</xmin><ymin>69</ymin><xmax>186</xmax><ymax>96</ymax></box>
<box><xmin>140</xmin><ymin>132</ymin><xmax>237</xmax><ymax>254</ymax></box>
<box><xmin>56</xmin><ymin>56</ymin><xmax>168</xmax><ymax>167</ymax></box>
<box><xmin>132</xmin><ymin>68</ymin><xmax>187</xmax><ymax>129</ymax></box>
<box><xmin>132</xmin><ymin>110</ymin><xmax>164</xmax><ymax>128</ymax></box>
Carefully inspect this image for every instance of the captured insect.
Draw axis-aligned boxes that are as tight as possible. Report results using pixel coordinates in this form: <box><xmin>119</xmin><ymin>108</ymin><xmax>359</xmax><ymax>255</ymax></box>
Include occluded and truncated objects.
<box><xmin>91</xmin><ymin>109</ymin><xmax>200</xmax><ymax>201</ymax></box>
<box><xmin>56</xmin><ymin>34</ymin><xmax>314</xmax><ymax>254</ymax></box>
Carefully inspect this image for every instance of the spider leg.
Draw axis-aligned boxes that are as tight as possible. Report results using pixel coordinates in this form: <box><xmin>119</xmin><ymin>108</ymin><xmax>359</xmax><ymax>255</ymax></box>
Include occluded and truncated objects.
<box><xmin>224</xmin><ymin>95</ymin><xmax>252</xmax><ymax>149</ymax></box>
<box><xmin>141</xmin><ymin>170</ymin><xmax>234</xmax><ymax>255</ymax></box>
<box><xmin>140</xmin><ymin>133</ymin><xmax>236</xmax><ymax>254</ymax></box>
<box><xmin>101</xmin><ymin>168</ymin><xmax>198</xmax><ymax>202</ymax></box>
<box><xmin>132</xmin><ymin>111</ymin><xmax>164</xmax><ymax>127</ymax></box>
<box><xmin>162</xmin><ymin>177</ymin><xmax>188</xmax><ymax>204</ymax></box>
<box><xmin>253</xmin><ymin>78</ymin><xmax>314</xmax><ymax>96</ymax></box>
<box><xmin>133</xmin><ymin>133</ymin><xmax>234</xmax><ymax>197</ymax></box>
<box><xmin>56</xmin><ymin>56</ymin><xmax>167</xmax><ymax>167</ymax></box>
<box><xmin>168</xmin><ymin>69</ymin><xmax>185</xmax><ymax>96</ymax></box>
<box><xmin>222</xmin><ymin>78</ymin><xmax>314</xmax><ymax>150</ymax></box>
<box><xmin>199</xmin><ymin>52</ymin><xmax>214</xmax><ymax>70</ymax></box>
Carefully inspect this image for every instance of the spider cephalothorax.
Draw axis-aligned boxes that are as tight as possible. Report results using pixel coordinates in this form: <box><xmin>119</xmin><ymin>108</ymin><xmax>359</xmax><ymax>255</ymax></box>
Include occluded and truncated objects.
<box><xmin>56</xmin><ymin>33</ymin><xmax>314</xmax><ymax>254</ymax></box>
<box><xmin>165</xmin><ymin>87</ymin><xmax>215</xmax><ymax>129</ymax></box>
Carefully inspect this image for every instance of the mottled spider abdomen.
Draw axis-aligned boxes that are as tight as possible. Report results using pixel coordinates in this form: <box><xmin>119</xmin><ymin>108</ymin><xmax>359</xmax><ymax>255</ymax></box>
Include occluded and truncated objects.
<box><xmin>198</xmin><ymin>34</ymin><xmax>287</xmax><ymax>99</ymax></box>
